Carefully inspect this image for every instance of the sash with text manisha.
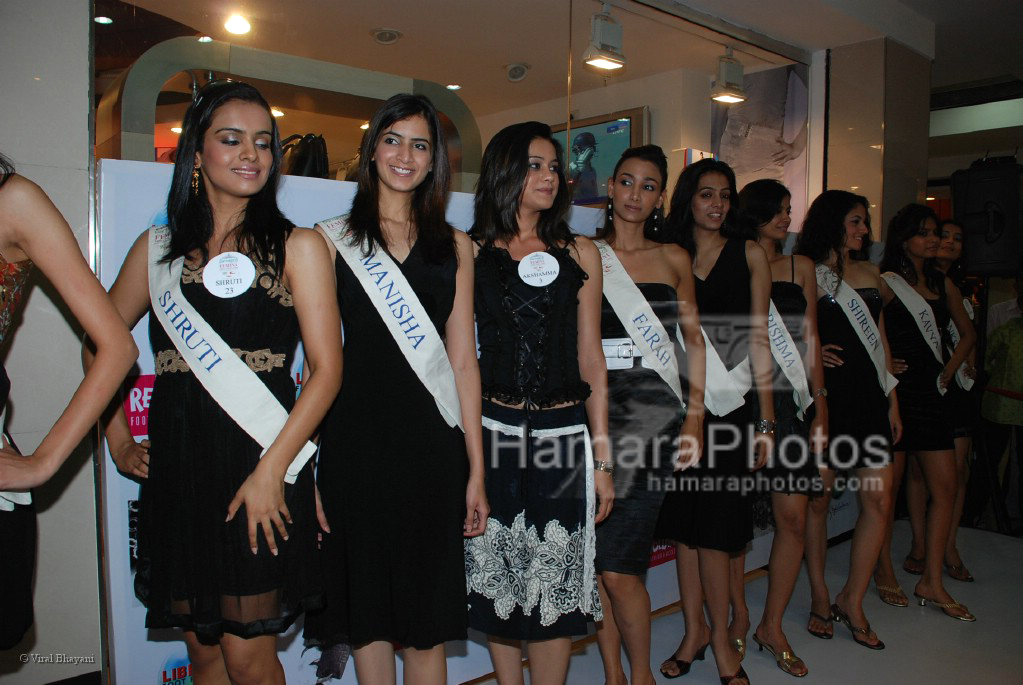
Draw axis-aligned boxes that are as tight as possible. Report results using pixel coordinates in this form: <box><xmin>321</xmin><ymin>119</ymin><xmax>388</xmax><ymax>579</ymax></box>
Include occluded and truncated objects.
<box><xmin>148</xmin><ymin>226</ymin><xmax>316</xmax><ymax>484</ymax></box>
<box><xmin>319</xmin><ymin>216</ymin><xmax>463</xmax><ymax>430</ymax></box>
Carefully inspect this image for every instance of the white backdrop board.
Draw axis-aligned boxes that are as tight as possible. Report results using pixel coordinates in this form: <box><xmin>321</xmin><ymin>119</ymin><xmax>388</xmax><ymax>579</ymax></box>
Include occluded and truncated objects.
<box><xmin>96</xmin><ymin>159</ymin><xmax>854</xmax><ymax>683</ymax></box>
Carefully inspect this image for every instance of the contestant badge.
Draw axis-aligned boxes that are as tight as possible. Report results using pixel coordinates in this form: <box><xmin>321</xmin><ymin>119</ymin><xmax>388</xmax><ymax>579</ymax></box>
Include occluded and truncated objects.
<box><xmin>517</xmin><ymin>251</ymin><xmax>559</xmax><ymax>287</ymax></box>
<box><xmin>203</xmin><ymin>251</ymin><xmax>255</xmax><ymax>299</ymax></box>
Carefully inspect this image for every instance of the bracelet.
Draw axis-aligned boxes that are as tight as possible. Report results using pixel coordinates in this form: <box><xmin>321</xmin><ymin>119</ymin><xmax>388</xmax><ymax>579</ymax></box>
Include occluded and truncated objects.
<box><xmin>813</xmin><ymin>387</ymin><xmax>828</xmax><ymax>399</ymax></box>
<box><xmin>594</xmin><ymin>460</ymin><xmax>614</xmax><ymax>474</ymax></box>
<box><xmin>754</xmin><ymin>418</ymin><xmax>776</xmax><ymax>434</ymax></box>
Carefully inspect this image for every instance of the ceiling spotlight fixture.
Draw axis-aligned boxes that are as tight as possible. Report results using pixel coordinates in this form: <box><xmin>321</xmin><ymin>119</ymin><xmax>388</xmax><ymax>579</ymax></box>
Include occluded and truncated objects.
<box><xmin>506</xmin><ymin>63</ymin><xmax>530</xmax><ymax>82</ymax></box>
<box><xmin>926</xmin><ymin>196</ymin><xmax>936</xmax><ymax>201</ymax></box>
<box><xmin>360</xmin><ymin>122</ymin><xmax>370</xmax><ymax>130</ymax></box>
<box><xmin>224</xmin><ymin>15</ymin><xmax>250</xmax><ymax>34</ymax></box>
<box><xmin>94</xmin><ymin>16</ymin><xmax>113</xmax><ymax>25</ymax></box>
<box><xmin>371</xmin><ymin>28</ymin><xmax>402</xmax><ymax>45</ymax></box>
<box><xmin>271</xmin><ymin>107</ymin><xmax>284</xmax><ymax>118</ymax></box>
<box><xmin>583</xmin><ymin>3</ymin><xmax>625</xmax><ymax>71</ymax></box>
<box><xmin>171</xmin><ymin>127</ymin><xmax>183</xmax><ymax>134</ymax></box>
<box><xmin>710</xmin><ymin>47</ymin><xmax>746</xmax><ymax>104</ymax></box>
<box><xmin>197</xmin><ymin>35</ymin><xmax>212</xmax><ymax>43</ymax></box>
<box><xmin>446</xmin><ymin>84</ymin><xmax>462</xmax><ymax>91</ymax></box>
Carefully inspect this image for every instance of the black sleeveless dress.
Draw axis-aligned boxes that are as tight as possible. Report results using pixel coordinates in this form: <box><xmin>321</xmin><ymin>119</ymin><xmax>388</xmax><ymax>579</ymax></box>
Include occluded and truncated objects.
<box><xmin>139</xmin><ymin>259</ymin><xmax>321</xmax><ymax>641</ymax></box>
<box><xmin>656</xmin><ymin>237</ymin><xmax>754</xmax><ymax>553</ymax></box>
<box><xmin>817</xmin><ymin>286</ymin><xmax>892</xmax><ymax>469</ymax></box>
<box><xmin>307</xmin><ymin>241</ymin><xmax>468</xmax><ymax>650</ymax></box>
<box><xmin>884</xmin><ymin>286</ymin><xmax>955</xmax><ymax>452</ymax></box>
<box><xmin>596</xmin><ymin>283</ymin><xmax>683</xmax><ymax>574</ymax></box>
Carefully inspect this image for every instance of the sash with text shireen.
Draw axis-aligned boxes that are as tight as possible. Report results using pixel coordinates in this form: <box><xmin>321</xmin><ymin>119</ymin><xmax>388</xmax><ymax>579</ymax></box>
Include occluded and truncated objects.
<box><xmin>148</xmin><ymin>226</ymin><xmax>317</xmax><ymax>484</ymax></box>
<box><xmin>319</xmin><ymin>216</ymin><xmax>463</xmax><ymax>430</ymax></box>
<box><xmin>595</xmin><ymin>240</ymin><xmax>686</xmax><ymax>410</ymax></box>
<box><xmin>817</xmin><ymin>264</ymin><xmax>897</xmax><ymax>396</ymax></box>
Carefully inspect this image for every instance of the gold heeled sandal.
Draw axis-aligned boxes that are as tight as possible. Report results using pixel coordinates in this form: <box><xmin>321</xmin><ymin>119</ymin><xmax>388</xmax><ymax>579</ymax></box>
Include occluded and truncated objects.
<box><xmin>914</xmin><ymin>594</ymin><xmax>977</xmax><ymax>622</ymax></box>
<box><xmin>752</xmin><ymin>633</ymin><xmax>807</xmax><ymax>678</ymax></box>
<box><xmin>875</xmin><ymin>581</ymin><xmax>909</xmax><ymax>607</ymax></box>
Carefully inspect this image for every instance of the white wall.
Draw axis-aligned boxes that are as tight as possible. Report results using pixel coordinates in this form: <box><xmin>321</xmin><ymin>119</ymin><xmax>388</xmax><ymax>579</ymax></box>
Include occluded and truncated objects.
<box><xmin>476</xmin><ymin>66</ymin><xmax>714</xmax><ymax>190</ymax></box>
<box><xmin>0</xmin><ymin>1</ymin><xmax>102</xmax><ymax>682</ymax></box>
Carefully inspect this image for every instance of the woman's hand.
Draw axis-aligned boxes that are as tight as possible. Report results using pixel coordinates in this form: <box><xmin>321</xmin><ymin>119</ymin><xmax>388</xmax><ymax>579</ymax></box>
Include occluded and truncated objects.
<box><xmin>821</xmin><ymin>344</ymin><xmax>844</xmax><ymax>368</ymax></box>
<box><xmin>675</xmin><ymin>412</ymin><xmax>703</xmax><ymax>470</ymax></box>
<box><xmin>810</xmin><ymin>405</ymin><xmax>829</xmax><ymax>455</ymax></box>
<box><xmin>594</xmin><ymin>470</ymin><xmax>614</xmax><ymax>523</ymax></box>
<box><xmin>464</xmin><ymin>476</ymin><xmax>490</xmax><ymax>538</ymax></box>
<box><xmin>110</xmin><ymin>438</ymin><xmax>150</xmax><ymax>479</ymax></box>
<box><xmin>752</xmin><ymin>432</ymin><xmax>773</xmax><ymax>471</ymax></box>
<box><xmin>226</xmin><ymin>461</ymin><xmax>291</xmax><ymax>556</ymax></box>
<box><xmin>888</xmin><ymin>404</ymin><xmax>903</xmax><ymax>446</ymax></box>
<box><xmin>892</xmin><ymin>357</ymin><xmax>909</xmax><ymax>375</ymax></box>
<box><xmin>0</xmin><ymin>446</ymin><xmax>53</xmax><ymax>491</ymax></box>
<box><xmin>939</xmin><ymin>364</ymin><xmax>955</xmax><ymax>389</ymax></box>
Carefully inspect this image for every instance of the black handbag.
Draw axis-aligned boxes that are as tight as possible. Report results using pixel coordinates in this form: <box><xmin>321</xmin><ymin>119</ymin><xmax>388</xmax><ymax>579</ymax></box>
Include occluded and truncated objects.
<box><xmin>281</xmin><ymin>133</ymin><xmax>329</xmax><ymax>179</ymax></box>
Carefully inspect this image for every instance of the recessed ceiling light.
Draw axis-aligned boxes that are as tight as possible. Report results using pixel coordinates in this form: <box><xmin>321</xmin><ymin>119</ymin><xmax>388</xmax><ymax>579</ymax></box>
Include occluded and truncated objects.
<box><xmin>446</xmin><ymin>84</ymin><xmax>462</xmax><ymax>90</ymax></box>
<box><xmin>225</xmin><ymin>15</ymin><xmax>250</xmax><ymax>34</ymax></box>
<box><xmin>371</xmin><ymin>28</ymin><xmax>402</xmax><ymax>45</ymax></box>
<box><xmin>360</xmin><ymin>122</ymin><xmax>370</xmax><ymax>130</ymax></box>
<box><xmin>197</xmin><ymin>35</ymin><xmax>212</xmax><ymax>43</ymax></box>
<box><xmin>271</xmin><ymin>107</ymin><xmax>284</xmax><ymax>118</ymax></box>
<box><xmin>926</xmin><ymin>196</ymin><xmax>936</xmax><ymax>201</ymax></box>
<box><xmin>94</xmin><ymin>16</ymin><xmax>113</xmax><ymax>25</ymax></box>
<box><xmin>851</xmin><ymin>186</ymin><xmax>859</xmax><ymax>190</ymax></box>
<box><xmin>171</xmin><ymin>127</ymin><xmax>183</xmax><ymax>134</ymax></box>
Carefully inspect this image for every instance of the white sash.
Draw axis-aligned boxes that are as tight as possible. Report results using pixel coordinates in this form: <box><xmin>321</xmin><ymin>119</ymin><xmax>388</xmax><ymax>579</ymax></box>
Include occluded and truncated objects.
<box><xmin>677</xmin><ymin>324</ymin><xmax>749</xmax><ymax>417</ymax></box>
<box><xmin>0</xmin><ymin>408</ymin><xmax>31</xmax><ymax>511</ymax></box>
<box><xmin>947</xmin><ymin>298</ymin><xmax>975</xmax><ymax>391</ymax></box>
<box><xmin>594</xmin><ymin>240</ymin><xmax>685</xmax><ymax>410</ymax></box>
<box><xmin>148</xmin><ymin>227</ymin><xmax>316</xmax><ymax>484</ymax></box>
<box><xmin>319</xmin><ymin>216</ymin><xmax>463</xmax><ymax>430</ymax></box>
<box><xmin>881</xmin><ymin>272</ymin><xmax>946</xmax><ymax>396</ymax></box>
<box><xmin>816</xmin><ymin>264</ymin><xmax>897</xmax><ymax>396</ymax></box>
<box><xmin>767</xmin><ymin>299</ymin><xmax>813</xmax><ymax>420</ymax></box>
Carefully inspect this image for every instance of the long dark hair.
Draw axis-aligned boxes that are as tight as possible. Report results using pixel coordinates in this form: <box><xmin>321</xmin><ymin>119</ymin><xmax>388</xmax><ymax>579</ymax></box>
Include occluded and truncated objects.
<box><xmin>794</xmin><ymin>189</ymin><xmax>872</xmax><ymax>279</ymax></box>
<box><xmin>880</xmin><ymin>203</ymin><xmax>944</xmax><ymax>293</ymax></box>
<box><xmin>595</xmin><ymin>144</ymin><xmax>668</xmax><ymax>242</ymax></box>
<box><xmin>0</xmin><ymin>153</ymin><xmax>14</xmax><ymax>189</ymax></box>
<box><xmin>165</xmin><ymin>80</ymin><xmax>292</xmax><ymax>278</ymax></box>
<box><xmin>347</xmin><ymin>93</ymin><xmax>454</xmax><ymax>263</ymax></box>
<box><xmin>662</xmin><ymin>158</ymin><xmax>741</xmax><ymax>255</ymax></box>
<box><xmin>737</xmin><ymin>179</ymin><xmax>790</xmax><ymax>243</ymax></box>
<box><xmin>938</xmin><ymin>219</ymin><xmax>967</xmax><ymax>286</ymax></box>
<box><xmin>470</xmin><ymin>121</ymin><xmax>574</xmax><ymax>248</ymax></box>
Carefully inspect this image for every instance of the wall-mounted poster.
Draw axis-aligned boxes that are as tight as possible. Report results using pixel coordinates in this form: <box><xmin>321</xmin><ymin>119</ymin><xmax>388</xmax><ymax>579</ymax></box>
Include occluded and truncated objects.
<box><xmin>553</xmin><ymin>107</ymin><xmax>648</xmax><ymax>206</ymax></box>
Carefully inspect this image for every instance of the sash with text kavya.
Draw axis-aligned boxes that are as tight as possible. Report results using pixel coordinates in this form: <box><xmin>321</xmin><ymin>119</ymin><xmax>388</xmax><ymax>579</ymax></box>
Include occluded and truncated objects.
<box><xmin>882</xmin><ymin>271</ymin><xmax>947</xmax><ymax>395</ymax></box>
<box><xmin>148</xmin><ymin>226</ymin><xmax>316</xmax><ymax>484</ymax></box>
<box><xmin>817</xmin><ymin>264</ymin><xmax>897</xmax><ymax>396</ymax></box>
<box><xmin>595</xmin><ymin>240</ymin><xmax>686</xmax><ymax>410</ymax></box>
<box><xmin>319</xmin><ymin>216</ymin><xmax>463</xmax><ymax>430</ymax></box>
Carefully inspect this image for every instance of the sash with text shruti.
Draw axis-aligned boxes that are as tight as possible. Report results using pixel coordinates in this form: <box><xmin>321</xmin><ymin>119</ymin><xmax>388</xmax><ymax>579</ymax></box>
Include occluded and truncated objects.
<box><xmin>148</xmin><ymin>226</ymin><xmax>316</xmax><ymax>484</ymax></box>
<box><xmin>319</xmin><ymin>216</ymin><xmax>463</xmax><ymax>431</ymax></box>
<box><xmin>881</xmin><ymin>272</ymin><xmax>947</xmax><ymax>395</ymax></box>
<box><xmin>816</xmin><ymin>264</ymin><xmax>897</xmax><ymax>396</ymax></box>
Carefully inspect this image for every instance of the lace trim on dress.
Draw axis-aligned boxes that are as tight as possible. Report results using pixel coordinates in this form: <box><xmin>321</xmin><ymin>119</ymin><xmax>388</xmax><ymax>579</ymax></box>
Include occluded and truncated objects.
<box><xmin>464</xmin><ymin>511</ymin><xmax>602</xmax><ymax>625</ymax></box>
<box><xmin>181</xmin><ymin>263</ymin><xmax>294</xmax><ymax>307</ymax></box>
<box><xmin>481</xmin><ymin>383</ymin><xmax>592</xmax><ymax>409</ymax></box>
<box><xmin>155</xmin><ymin>348</ymin><xmax>286</xmax><ymax>375</ymax></box>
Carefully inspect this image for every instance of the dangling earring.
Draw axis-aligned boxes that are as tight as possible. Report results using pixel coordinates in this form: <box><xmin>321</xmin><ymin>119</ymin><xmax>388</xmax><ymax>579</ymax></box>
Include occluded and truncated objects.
<box><xmin>606</xmin><ymin>197</ymin><xmax>614</xmax><ymax>225</ymax></box>
<box><xmin>652</xmin><ymin>206</ymin><xmax>663</xmax><ymax>233</ymax></box>
<box><xmin>192</xmin><ymin>166</ymin><xmax>200</xmax><ymax>196</ymax></box>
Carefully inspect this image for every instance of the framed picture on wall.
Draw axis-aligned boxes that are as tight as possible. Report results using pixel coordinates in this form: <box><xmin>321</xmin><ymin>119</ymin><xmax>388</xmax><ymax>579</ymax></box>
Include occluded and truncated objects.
<box><xmin>552</xmin><ymin>106</ymin><xmax>648</xmax><ymax>206</ymax></box>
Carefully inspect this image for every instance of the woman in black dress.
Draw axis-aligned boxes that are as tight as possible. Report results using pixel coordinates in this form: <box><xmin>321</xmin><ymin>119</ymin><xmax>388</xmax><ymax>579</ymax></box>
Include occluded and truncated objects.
<box><xmin>592</xmin><ymin>145</ymin><xmax>706</xmax><ymax>685</ymax></box>
<box><xmin>738</xmin><ymin>179</ymin><xmax>827</xmax><ymax>677</ymax></box>
<box><xmin>464</xmin><ymin>121</ymin><xmax>613</xmax><ymax>685</ymax></box>
<box><xmin>873</xmin><ymin>204</ymin><xmax>975</xmax><ymax>621</ymax></box>
<box><xmin>97</xmin><ymin>81</ymin><xmax>343</xmax><ymax>683</ymax></box>
<box><xmin>656</xmin><ymin>159</ymin><xmax>774</xmax><ymax>685</ymax></box>
<box><xmin>306</xmin><ymin>94</ymin><xmax>487</xmax><ymax>685</ymax></box>
<box><xmin>796</xmin><ymin>190</ymin><xmax>899</xmax><ymax>650</ymax></box>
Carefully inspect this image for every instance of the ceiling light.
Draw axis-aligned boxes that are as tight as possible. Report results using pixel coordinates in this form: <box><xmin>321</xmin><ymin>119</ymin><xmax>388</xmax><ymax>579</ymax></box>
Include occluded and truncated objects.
<box><xmin>710</xmin><ymin>47</ymin><xmax>746</xmax><ymax>103</ymax></box>
<box><xmin>506</xmin><ymin>63</ymin><xmax>530</xmax><ymax>82</ymax></box>
<box><xmin>224</xmin><ymin>15</ymin><xmax>250</xmax><ymax>34</ymax></box>
<box><xmin>583</xmin><ymin>3</ymin><xmax>625</xmax><ymax>71</ymax></box>
<box><xmin>446</xmin><ymin>84</ymin><xmax>462</xmax><ymax>90</ymax></box>
<box><xmin>197</xmin><ymin>35</ymin><xmax>212</xmax><ymax>43</ymax></box>
<box><xmin>926</xmin><ymin>196</ymin><xmax>936</xmax><ymax>201</ymax></box>
<box><xmin>271</xmin><ymin>107</ymin><xmax>284</xmax><ymax>117</ymax></box>
<box><xmin>171</xmin><ymin>127</ymin><xmax>182</xmax><ymax>134</ymax></box>
<box><xmin>360</xmin><ymin>122</ymin><xmax>369</xmax><ymax>130</ymax></box>
<box><xmin>94</xmin><ymin>16</ymin><xmax>113</xmax><ymax>25</ymax></box>
<box><xmin>371</xmin><ymin>28</ymin><xmax>402</xmax><ymax>45</ymax></box>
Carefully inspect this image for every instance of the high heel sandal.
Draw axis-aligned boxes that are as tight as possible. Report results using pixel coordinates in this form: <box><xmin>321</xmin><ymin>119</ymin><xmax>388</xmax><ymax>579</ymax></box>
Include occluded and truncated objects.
<box><xmin>914</xmin><ymin>593</ymin><xmax>977</xmax><ymax>622</ymax></box>
<box><xmin>902</xmin><ymin>554</ymin><xmax>924</xmax><ymax>575</ymax></box>
<box><xmin>719</xmin><ymin>665</ymin><xmax>750</xmax><ymax>685</ymax></box>
<box><xmin>875</xmin><ymin>581</ymin><xmax>909</xmax><ymax>607</ymax></box>
<box><xmin>659</xmin><ymin>642</ymin><xmax>708</xmax><ymax>679</ymax></box>
<box><xmin>945</xmin><ymin>561</ymin><xmax>975</xmax><ymax>582</ymax></box>
<box><xmin>752</xmin><ymin>633</ymin><xmax>807</xmax><ymax>678</ymax></box>
<box><xmin>830</xmin><ymin>604</ymin><xmax>885</xmax><ymax>650</ymax></box>
<box><xmin>806</xmin><ymin>611</ymin><xmax>833</xmax><ymax>639</ymax></box>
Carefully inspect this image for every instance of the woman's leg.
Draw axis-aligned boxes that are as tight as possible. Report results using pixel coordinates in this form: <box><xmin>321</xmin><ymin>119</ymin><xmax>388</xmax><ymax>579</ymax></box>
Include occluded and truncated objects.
<box><xmin>599</xmin><ymin>571</ymin><xmax>656</xmax><ymax>685</ymax></box>
<box><xmin>218</xmin><ymin>634</ymin><xmax>285</xmax><ymax>685</ymax></box>
<box><xmin>945</xmin><ymin>435</ymin><xmax>971</xmax><ymax>572</ymax></box>
<box><xmin>525</xmin><ymin>637</ymin><xmax>572</xmax><ymax>685</ymax></box>
<box><xmin>727</xmin><ymin>553</ymin><xmax>749</xmax><ymax>654</ymax></box>
<box><xmin>805</xmin><ymin>468</ymin><xmax>835</xmax><ymax>636</ymax></box>
<box><xmin>183</xmin><ymin>632</ymin><xmax>230</xmax><ymax>685</ymax></box>
<box><xmin>834</xmin><ymin>465</ymin><xmax>892</xmax><ymax>646</ymax></box>
<box><xmin>873</xmin><ymin>451</ymin><xmax>906</xmax><ymax>590</ymax></box>
<box><xmin>905</xmin><ymin>455</ymin><xmax>928</xmax><ymax>564</ymax></box>
<box><xmin>754</xmin><ymin>492</ymin><xmax>809</xmax><ymax>675</ymax></box>
<box><xmin>595</xmin><ymin>575</ymin><xmax>627</xmax><ymax>685</ymax></box>
<box><xmin>352</xmin><ymin>641</ymin><xmax>398</xmax><ymax>685</ymax></box>
<box><xmin>402</xmin><ymin>644</ymin><xmax>446</xmax><ymax>685</ymax></box>
<box><xmin>702</xmin><ymin>547</ymin><xmax>747</xmax><ymax>683</ymax></box>
<box><xmin>660</xmin><ymin>543</ymin><xmax>711</xmax><ymax>677</ymax></box>
<box><xmin>487</xmin><ymin>636</ymin><xmax>526</xmax><ymax>685</ymax></box>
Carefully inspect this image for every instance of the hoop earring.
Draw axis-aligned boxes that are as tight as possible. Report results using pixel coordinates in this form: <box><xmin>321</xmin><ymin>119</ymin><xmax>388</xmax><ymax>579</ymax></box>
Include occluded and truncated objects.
<box><xmin>192</xmin><ymin>166</ymin><xmax>200</xmax><ymax>196</ymax></box>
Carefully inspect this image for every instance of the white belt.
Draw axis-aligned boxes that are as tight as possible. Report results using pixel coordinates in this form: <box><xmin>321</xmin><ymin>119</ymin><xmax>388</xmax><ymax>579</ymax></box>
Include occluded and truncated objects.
<box><xmin>602</xmin><ymin>337</ymin><xmax>655</xmax><ymax>370</ymax></box>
